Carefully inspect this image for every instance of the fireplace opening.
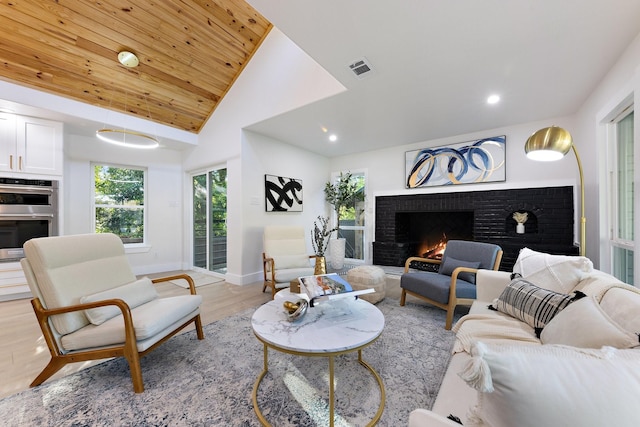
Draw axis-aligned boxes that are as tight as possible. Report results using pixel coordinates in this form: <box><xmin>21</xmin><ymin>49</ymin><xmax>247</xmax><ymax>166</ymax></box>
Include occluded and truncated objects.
<box><xmin>395</xmin><ymin>211</ymin><xmax>474</xmax><ymax>259</ymax></box>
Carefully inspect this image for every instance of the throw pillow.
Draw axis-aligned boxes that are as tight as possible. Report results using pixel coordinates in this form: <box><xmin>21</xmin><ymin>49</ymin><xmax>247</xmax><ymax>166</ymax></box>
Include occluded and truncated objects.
<box><xmin>512</xmin><ymin>247</ymin><xmax>593</xmax><ymax>294</ymax></box>
<box><xmin>541</xmin><ymin>295</ymin><xmax>639</xmax><ymax>348</ymax></box>
<box><xmin>598</xmin><ymin>286</ymin><xmax>640</xmax><ymax>341</ymax></box>
<box><xmin>490</xmin><ymin>277</ymin><xmax>584</xmax><ymax>336</ymax></box>
<box><xmin>80</xmin><ymin>277</ymin><xmax>158</xmax><ymax>325</ymax></box>
<box><xmin>439</xmin><ymin>256</ymin><xmax>481</xmax><ymax>284</ymax></box>
<box><xmin>459</xmin><ymin>342</ymin><xmax>640</xmax><ymax>427</ymax></box>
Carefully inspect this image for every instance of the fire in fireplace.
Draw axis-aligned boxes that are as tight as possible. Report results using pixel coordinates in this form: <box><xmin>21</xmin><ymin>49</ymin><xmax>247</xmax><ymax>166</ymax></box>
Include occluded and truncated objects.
<box><xmin>395</xmin><ymin>211</ymin><xmax>474</xmax><ymax>259</ymax></box>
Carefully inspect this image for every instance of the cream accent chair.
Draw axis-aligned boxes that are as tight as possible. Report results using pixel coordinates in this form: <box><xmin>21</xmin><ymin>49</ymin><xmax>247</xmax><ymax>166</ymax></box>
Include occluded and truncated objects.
<box><xmin>262</xmin><ymin>225</ymin><xmax>316</xmax><ymax>299</ymax></box>
<box><xmin>21</xmin><ymin>233</ymin><xmax>205</xmax><ymax>393</ymax></box>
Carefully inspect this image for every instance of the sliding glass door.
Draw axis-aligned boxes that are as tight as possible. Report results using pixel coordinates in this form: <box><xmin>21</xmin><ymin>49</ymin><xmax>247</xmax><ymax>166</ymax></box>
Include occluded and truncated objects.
<box><xmin>192</xmin><ymin>168</ymin><xmax>227</xmax><ymax>274</ymax></box>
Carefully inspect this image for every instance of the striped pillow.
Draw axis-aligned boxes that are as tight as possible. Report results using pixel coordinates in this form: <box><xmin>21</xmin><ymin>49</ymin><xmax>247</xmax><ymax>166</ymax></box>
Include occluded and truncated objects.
<box><xmin>490</xmin><ymin>278</ymin><xmax>585</xmax><ymax>337</ymax></box>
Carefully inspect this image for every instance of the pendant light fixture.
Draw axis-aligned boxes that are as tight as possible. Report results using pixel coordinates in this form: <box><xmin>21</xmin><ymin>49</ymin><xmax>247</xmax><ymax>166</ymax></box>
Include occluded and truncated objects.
<box><xmin>96</xmin><ymin>51</ymin><xmax>160</xmax><ymax>149</ymax></box>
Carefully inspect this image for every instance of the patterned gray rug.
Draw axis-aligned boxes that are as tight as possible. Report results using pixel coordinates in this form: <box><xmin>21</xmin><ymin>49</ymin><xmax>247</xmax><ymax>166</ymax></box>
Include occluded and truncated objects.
<box><xmin>1</xmin><ymin>298</ymin><xmax>458</xmax><ymax>427</ymax></box>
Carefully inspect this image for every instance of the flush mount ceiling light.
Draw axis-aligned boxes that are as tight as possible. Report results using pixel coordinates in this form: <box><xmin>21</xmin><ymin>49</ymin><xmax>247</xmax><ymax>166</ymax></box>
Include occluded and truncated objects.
<box><xmin>118</xmin><ymin>51</ymin><xmax>139</xmax><ymax>68</ymax></box>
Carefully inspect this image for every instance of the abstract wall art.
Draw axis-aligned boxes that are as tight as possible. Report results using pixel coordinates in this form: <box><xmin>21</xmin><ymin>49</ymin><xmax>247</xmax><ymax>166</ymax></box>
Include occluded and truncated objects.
<box><xmin>265</xmin><ymin>174</ymin><xmax>303</xmax><ymax>212</ymax></box>
<box><xmin>405</xmin><ymin>135</ymin><xmax>506</xmax><ymax>188</ymax></box>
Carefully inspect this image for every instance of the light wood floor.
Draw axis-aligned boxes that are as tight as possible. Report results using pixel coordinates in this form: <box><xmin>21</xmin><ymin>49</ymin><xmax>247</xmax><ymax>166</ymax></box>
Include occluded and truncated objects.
<box><xmin>0</xmin><ymin>272</ymin><xmax>273</xmax><ymax>399</ymax></box>
<box><xmin>0</xmin><ymin>272</ymin><xmax>404</xmax><ymax>400</ymax></box>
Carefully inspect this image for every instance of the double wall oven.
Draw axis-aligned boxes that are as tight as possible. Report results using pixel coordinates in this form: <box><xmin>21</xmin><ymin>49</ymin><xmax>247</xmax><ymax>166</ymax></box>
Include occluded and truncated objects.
<box><xmin>0</xmin><ymin>177</ymin><xmax>58</xmax><ymax>262</ymax></box>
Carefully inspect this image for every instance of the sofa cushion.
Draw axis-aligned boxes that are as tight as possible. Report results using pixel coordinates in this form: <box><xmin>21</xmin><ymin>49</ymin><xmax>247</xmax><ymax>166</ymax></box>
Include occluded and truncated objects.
<box><xmin>439</xmin><ymin>257</ymin><xmax>481</xmax><ymax>284</ymax></box>
<box><xmin>401</xmin><ymin>271</ymin><xmax>476</xmax><ymax>304</ymax></box>
<box><xmin>80</xmin><ymin>277</ymin><xmax>158</xmax><ymax>325</ymax></box>
<box><xmin>541</xmin><ymin>295</ymin><xmax>639</xmax><ymax>348</ymax></box>
<box><xmin>490</xmin><ymin>277</ymin><xmax>583</xmax><ymax>336</ymax></box>
<box><xmin>598</xmin><ymin>286</ymin><xmax>640</xmax><ymax>340</ymax></box>
<box><xmin>61</xmin><ymin>294</ymin><xmax>202</xmax><ymax>351</ymax></box>
<box><xmin>512</xmin><ymin>247</ymin><xmax>593</xmax><ymax>294</ymax></box>
<box><xmin>459</xmin><ymin>342</ymin><xmax>640</xmax><ymax>427</ymax></box>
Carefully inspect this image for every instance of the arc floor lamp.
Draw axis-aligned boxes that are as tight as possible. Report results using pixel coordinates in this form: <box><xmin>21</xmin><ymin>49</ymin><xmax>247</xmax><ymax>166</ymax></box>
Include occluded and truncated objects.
<box><xmin>524</xmin><ymin>126</ymin><xmax>586</xmax><ymax>256</ymax></box>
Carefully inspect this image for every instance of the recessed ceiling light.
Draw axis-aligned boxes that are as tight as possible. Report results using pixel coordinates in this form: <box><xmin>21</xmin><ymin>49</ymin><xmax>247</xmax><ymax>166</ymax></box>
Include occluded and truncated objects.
<box><xmin>329</xmin><ymin>134</ymin><xmax>338</xmax><ymax>142</ymax></box>
<box><xmin>487</xmin><ymin>94</ymin><xmax>500</xmax><ymax>104</ymax></box>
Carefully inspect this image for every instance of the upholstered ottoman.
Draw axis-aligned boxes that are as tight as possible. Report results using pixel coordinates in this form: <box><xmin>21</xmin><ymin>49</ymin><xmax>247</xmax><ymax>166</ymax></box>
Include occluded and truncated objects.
<box><xmin>347</xmin><ymin>265</ymin><xmax>386</xmax><ymax>304</ymax></box>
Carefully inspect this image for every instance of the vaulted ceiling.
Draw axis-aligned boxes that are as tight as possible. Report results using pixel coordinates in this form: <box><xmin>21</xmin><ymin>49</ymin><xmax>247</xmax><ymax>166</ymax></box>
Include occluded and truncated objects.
<box><xmin>0</xmin><ymin>0</ymin><xmax>271</xmax><ymax>134</ymax></box>
<box><xmin>1</xmin><ymin>2</ymin><xmax>640</xmax><ymax>157</ymax></box>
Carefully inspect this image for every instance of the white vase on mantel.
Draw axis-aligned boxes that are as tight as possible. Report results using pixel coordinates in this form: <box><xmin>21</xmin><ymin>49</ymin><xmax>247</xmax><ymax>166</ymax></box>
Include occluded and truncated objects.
<box><xmin>516</xmin><ymin>223</ymin><xmax>525</xmax><ymax>234</ymax></box>
<box><xmin>328</xmin><ymin>238</ymin><xmax>346</xmax><ymax>270</ymax></box>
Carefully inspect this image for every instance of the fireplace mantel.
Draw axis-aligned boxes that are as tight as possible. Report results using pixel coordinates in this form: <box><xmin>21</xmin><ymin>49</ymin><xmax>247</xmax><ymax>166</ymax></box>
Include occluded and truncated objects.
<box><xmin>373</xmin><ymin>186</ymin><xmax>578</xmax><ymax>271</ymax></box>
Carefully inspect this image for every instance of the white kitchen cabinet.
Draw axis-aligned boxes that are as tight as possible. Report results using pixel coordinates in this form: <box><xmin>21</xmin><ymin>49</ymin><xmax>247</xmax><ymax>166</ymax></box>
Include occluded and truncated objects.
<box><xmin>0</xmin><ymin>112</ymin><xmax>16</xmax><ymax>172</ymax></box>
<box><xmin>0</xmin><ymin>114</ymin><xmax>63</xmax><ymax>176</ymax></box>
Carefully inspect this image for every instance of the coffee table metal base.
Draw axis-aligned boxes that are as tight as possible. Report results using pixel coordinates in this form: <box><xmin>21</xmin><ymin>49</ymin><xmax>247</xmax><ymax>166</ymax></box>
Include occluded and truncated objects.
<box><xmin>252</xmin><ymin>340</ymin><xmax>385</xmax><ymax>427</ymax></box>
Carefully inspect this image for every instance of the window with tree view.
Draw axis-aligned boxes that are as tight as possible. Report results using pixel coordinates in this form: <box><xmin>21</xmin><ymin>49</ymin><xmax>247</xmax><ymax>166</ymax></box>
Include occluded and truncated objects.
<box><xmin>94</xmin><ymin>164</ymin><xmax>145</xmax><ymax>244</ymax></box>
<box><xmin>338</xmin><ymin>172</ymin><xmax>366</xmax><ymax>261</ymax></box>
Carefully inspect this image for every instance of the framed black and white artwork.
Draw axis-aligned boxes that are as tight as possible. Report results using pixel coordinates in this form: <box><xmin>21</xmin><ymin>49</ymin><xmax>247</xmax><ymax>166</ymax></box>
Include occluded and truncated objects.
<box><xmin>265</xmin><ymin>174</ymin><xmax>303</xmax><ymax>212</ymax></box>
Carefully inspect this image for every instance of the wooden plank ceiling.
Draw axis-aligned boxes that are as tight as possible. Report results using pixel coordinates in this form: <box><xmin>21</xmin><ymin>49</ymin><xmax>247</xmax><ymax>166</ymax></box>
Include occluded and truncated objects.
<box><xmin>0</xmin><ymin>0</ymin><xmax>272</xmax><ymax>133</ymax></box>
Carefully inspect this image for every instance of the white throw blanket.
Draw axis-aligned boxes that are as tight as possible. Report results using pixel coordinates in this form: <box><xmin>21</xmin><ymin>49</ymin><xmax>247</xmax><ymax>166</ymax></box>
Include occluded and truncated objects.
<box><xmin>452</xmin><ymin>313</ymin><xmax>541</xmax><ymax>354</ymax></box>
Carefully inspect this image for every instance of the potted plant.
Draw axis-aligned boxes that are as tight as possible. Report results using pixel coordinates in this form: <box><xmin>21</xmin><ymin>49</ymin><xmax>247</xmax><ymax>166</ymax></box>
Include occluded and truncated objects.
<box><xmin>324</xmin><ymin>172</ymin><xmax>363</xmax><ymax>269</ymax></box>
<box><xmin>311</xmin><ymin>215</ymin><xmax>336</xmax><ymax>274</ymax></box>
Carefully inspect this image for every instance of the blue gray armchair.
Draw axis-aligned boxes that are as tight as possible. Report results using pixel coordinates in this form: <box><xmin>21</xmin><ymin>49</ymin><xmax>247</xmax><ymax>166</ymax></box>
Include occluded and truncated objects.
<box><xmin>400</xmin><ymin>240</ymin><xmax>503</xmax><ymax>329</ymax></box>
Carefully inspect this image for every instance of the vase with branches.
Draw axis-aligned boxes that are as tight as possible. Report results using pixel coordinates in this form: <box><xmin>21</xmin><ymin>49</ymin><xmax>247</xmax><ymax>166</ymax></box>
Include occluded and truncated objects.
<box><xmin>311</xmin><ymin>215</ymin><xmax>337</xmax><ymax>257</ymax></box>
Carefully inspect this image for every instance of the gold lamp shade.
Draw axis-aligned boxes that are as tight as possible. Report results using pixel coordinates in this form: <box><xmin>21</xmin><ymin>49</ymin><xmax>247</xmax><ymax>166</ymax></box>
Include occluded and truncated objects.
<box><xmin>524</xmin><ymin>126</ymin><xmax>573</xmax><ymax>161</ymax></box>
<box><xmin>523</xmin><ymin>125</ymin><xmax>586</xmax><ymax>257</ymax></box>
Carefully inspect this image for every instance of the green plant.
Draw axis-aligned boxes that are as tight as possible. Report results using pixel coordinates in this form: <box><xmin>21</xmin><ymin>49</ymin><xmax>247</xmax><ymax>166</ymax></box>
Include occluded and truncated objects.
<box><xmin>311</xmin><ymin>215</ymin><xmax>337</xmax><ymax>256</ymax></box>
<box><xmin>324</xmin><ymin>172</ymin><xmax>364</xmax><ymax>237</ymax></box>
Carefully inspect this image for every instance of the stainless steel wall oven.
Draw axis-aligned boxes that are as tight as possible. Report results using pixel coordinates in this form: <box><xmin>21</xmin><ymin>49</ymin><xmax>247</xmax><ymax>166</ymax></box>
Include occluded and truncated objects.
<box><xmin>0</xmin><ymin>177</ymin><xmax>58</xmax><ymax>261</ymax></box>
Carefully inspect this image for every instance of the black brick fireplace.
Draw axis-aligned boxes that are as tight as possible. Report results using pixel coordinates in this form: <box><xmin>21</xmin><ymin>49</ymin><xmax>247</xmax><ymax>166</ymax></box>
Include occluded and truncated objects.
<box><xmin>373</xmin><ymin>186</ymin><xmax>578</xmax><ymax>271</ymax></box>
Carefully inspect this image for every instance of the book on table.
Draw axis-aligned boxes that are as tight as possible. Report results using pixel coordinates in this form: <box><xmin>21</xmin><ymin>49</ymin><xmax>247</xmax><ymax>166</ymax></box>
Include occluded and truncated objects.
<box><xmin>298</xmin><ymin>273</ymin><xmax>374</xmax><ymax>307</ymax></box>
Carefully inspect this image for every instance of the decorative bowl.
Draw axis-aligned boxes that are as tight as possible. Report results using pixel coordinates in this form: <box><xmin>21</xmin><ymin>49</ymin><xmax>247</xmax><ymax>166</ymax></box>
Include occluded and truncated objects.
<box><xmin>283</xmin><ymin>299</ymin><xmax>308</xmax><ymax>322</ymax></box>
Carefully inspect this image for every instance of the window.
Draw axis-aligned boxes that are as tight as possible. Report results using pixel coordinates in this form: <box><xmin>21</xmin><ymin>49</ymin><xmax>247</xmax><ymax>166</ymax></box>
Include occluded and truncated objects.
<box><xmin>335</xmin><ymin>171</ymin><xmax>366</xmax><ymax>262</ymax></box>
<box><xmin>93</xmin><ymin>164</ymin><xmax>146</xmax><ymax>244</ymax></box>
<box><xmin>610</xmin><ymin>109</ymin><xmax>634</xmax><ymax>284</ymax></box>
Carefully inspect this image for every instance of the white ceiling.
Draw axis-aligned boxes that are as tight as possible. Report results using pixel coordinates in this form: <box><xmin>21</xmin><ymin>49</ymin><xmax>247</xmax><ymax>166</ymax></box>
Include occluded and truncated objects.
<box><xmin>245</xmin><ymin>0</ymin><xmax>640</xmax><ymax>157</ymax></box>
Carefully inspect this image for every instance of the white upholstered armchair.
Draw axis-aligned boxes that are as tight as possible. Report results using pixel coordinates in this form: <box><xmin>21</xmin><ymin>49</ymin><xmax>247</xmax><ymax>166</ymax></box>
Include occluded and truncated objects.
<box><xmin>21</xmin><ymin>233</ymin><xmax>205</xmax><ymax>393</ymax></box>
<box><xmin>262</xmin><ymin>225</ymin><xmax>316</xmax><ymax>299</ymax></box>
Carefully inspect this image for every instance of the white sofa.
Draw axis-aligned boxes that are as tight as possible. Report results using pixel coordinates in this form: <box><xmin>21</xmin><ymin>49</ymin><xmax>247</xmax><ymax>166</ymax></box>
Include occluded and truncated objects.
<box><xmin>409</xmin><ymin>248</ymin><xmax>640</xmax><ymax>427</ymax></box>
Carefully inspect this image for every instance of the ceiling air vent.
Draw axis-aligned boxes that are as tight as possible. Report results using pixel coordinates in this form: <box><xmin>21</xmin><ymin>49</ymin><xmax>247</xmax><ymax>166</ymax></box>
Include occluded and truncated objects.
<box><xmin>348</xmin><ymin>57</ymin><xmax>374</xmax><ymax>80</ymax></box>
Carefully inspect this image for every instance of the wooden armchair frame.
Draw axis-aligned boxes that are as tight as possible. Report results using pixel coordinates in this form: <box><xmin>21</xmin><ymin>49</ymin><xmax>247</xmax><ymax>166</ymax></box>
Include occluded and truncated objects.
<box><xmin>400</xmin><ymin>250</ymin><xmax>503</xmax><ymax>330</ymax></box>
<box><xmin>262</xmin><ymin>253</ymin><xmax>318</xmax><ymax>299</ymax></box>
<box><xmin>29</xmin><ymin>273</ymin><xmax>204</xmax><ymax>393</ymax></box>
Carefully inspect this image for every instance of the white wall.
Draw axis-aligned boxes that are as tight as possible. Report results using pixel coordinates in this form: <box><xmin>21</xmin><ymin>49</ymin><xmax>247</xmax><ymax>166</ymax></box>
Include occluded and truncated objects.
<box><xmin>65</xmin><ymin>135</ymin><xmax>184</xmax><ymax>275</ymax></box>
<box><xmin>183</xmin><ymin>28</ymin><xmax>344</xmax><ymax>284</ymax></box>
<box><xmin>239</xmin><ymin>131</ymin><xmax>330</xmax><ymax>284</ymax></box>
<box><xmin>50</xmin><ymin>24</ymin><xmax>640</xmax><ymax>282</ymax></box>
<box><xmin>329</xmin><ymin>117</ymin><xmax>578</xmax><ymax>264</ymax></box>
<box><xmin>573</xmin><ymin>31</ymin><xmax>640</xmax><ymax>271</ymax></box>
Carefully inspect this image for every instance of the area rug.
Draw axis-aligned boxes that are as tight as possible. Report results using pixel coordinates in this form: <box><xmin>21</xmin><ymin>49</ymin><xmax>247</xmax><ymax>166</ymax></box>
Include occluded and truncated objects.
<box><xmin>0</xmin><ymin>298</ymin><xmax>459</xmax><ymax>427</ymax></box>
<box><xmin>169</xmin><ymin>271</ymin><xmax>225</xmax><ymax>288</ymax></box>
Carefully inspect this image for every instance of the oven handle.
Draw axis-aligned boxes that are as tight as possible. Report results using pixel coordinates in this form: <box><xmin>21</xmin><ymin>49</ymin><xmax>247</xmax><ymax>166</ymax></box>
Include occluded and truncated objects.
<box><xmin>0</xmin><ymin>185</ymin><xmax>54</xmax><ymax>193</ymax></box>
<box><xmin>0</xmin><ymin>213</ymin><xmax>54</xmax><ymax>218</ymax></box>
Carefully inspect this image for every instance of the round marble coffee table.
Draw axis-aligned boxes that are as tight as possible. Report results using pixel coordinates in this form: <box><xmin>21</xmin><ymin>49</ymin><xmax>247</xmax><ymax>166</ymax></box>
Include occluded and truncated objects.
<box><xmin>251</xmin><ymin>298</ymin><xmax>385</xmax><ymax>427</ymax></box>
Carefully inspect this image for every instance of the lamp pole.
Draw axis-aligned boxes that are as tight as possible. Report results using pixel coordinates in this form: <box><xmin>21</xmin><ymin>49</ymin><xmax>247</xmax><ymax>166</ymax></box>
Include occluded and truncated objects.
<box><xmin>524</xmin><ymin>126</ymin><xmax>586</xmax><ymax>257</ymax></box>
<box><xmin>571</xmin><ymin>144</ymin><xmax>586</xmax><ymax>257</ymax></box>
